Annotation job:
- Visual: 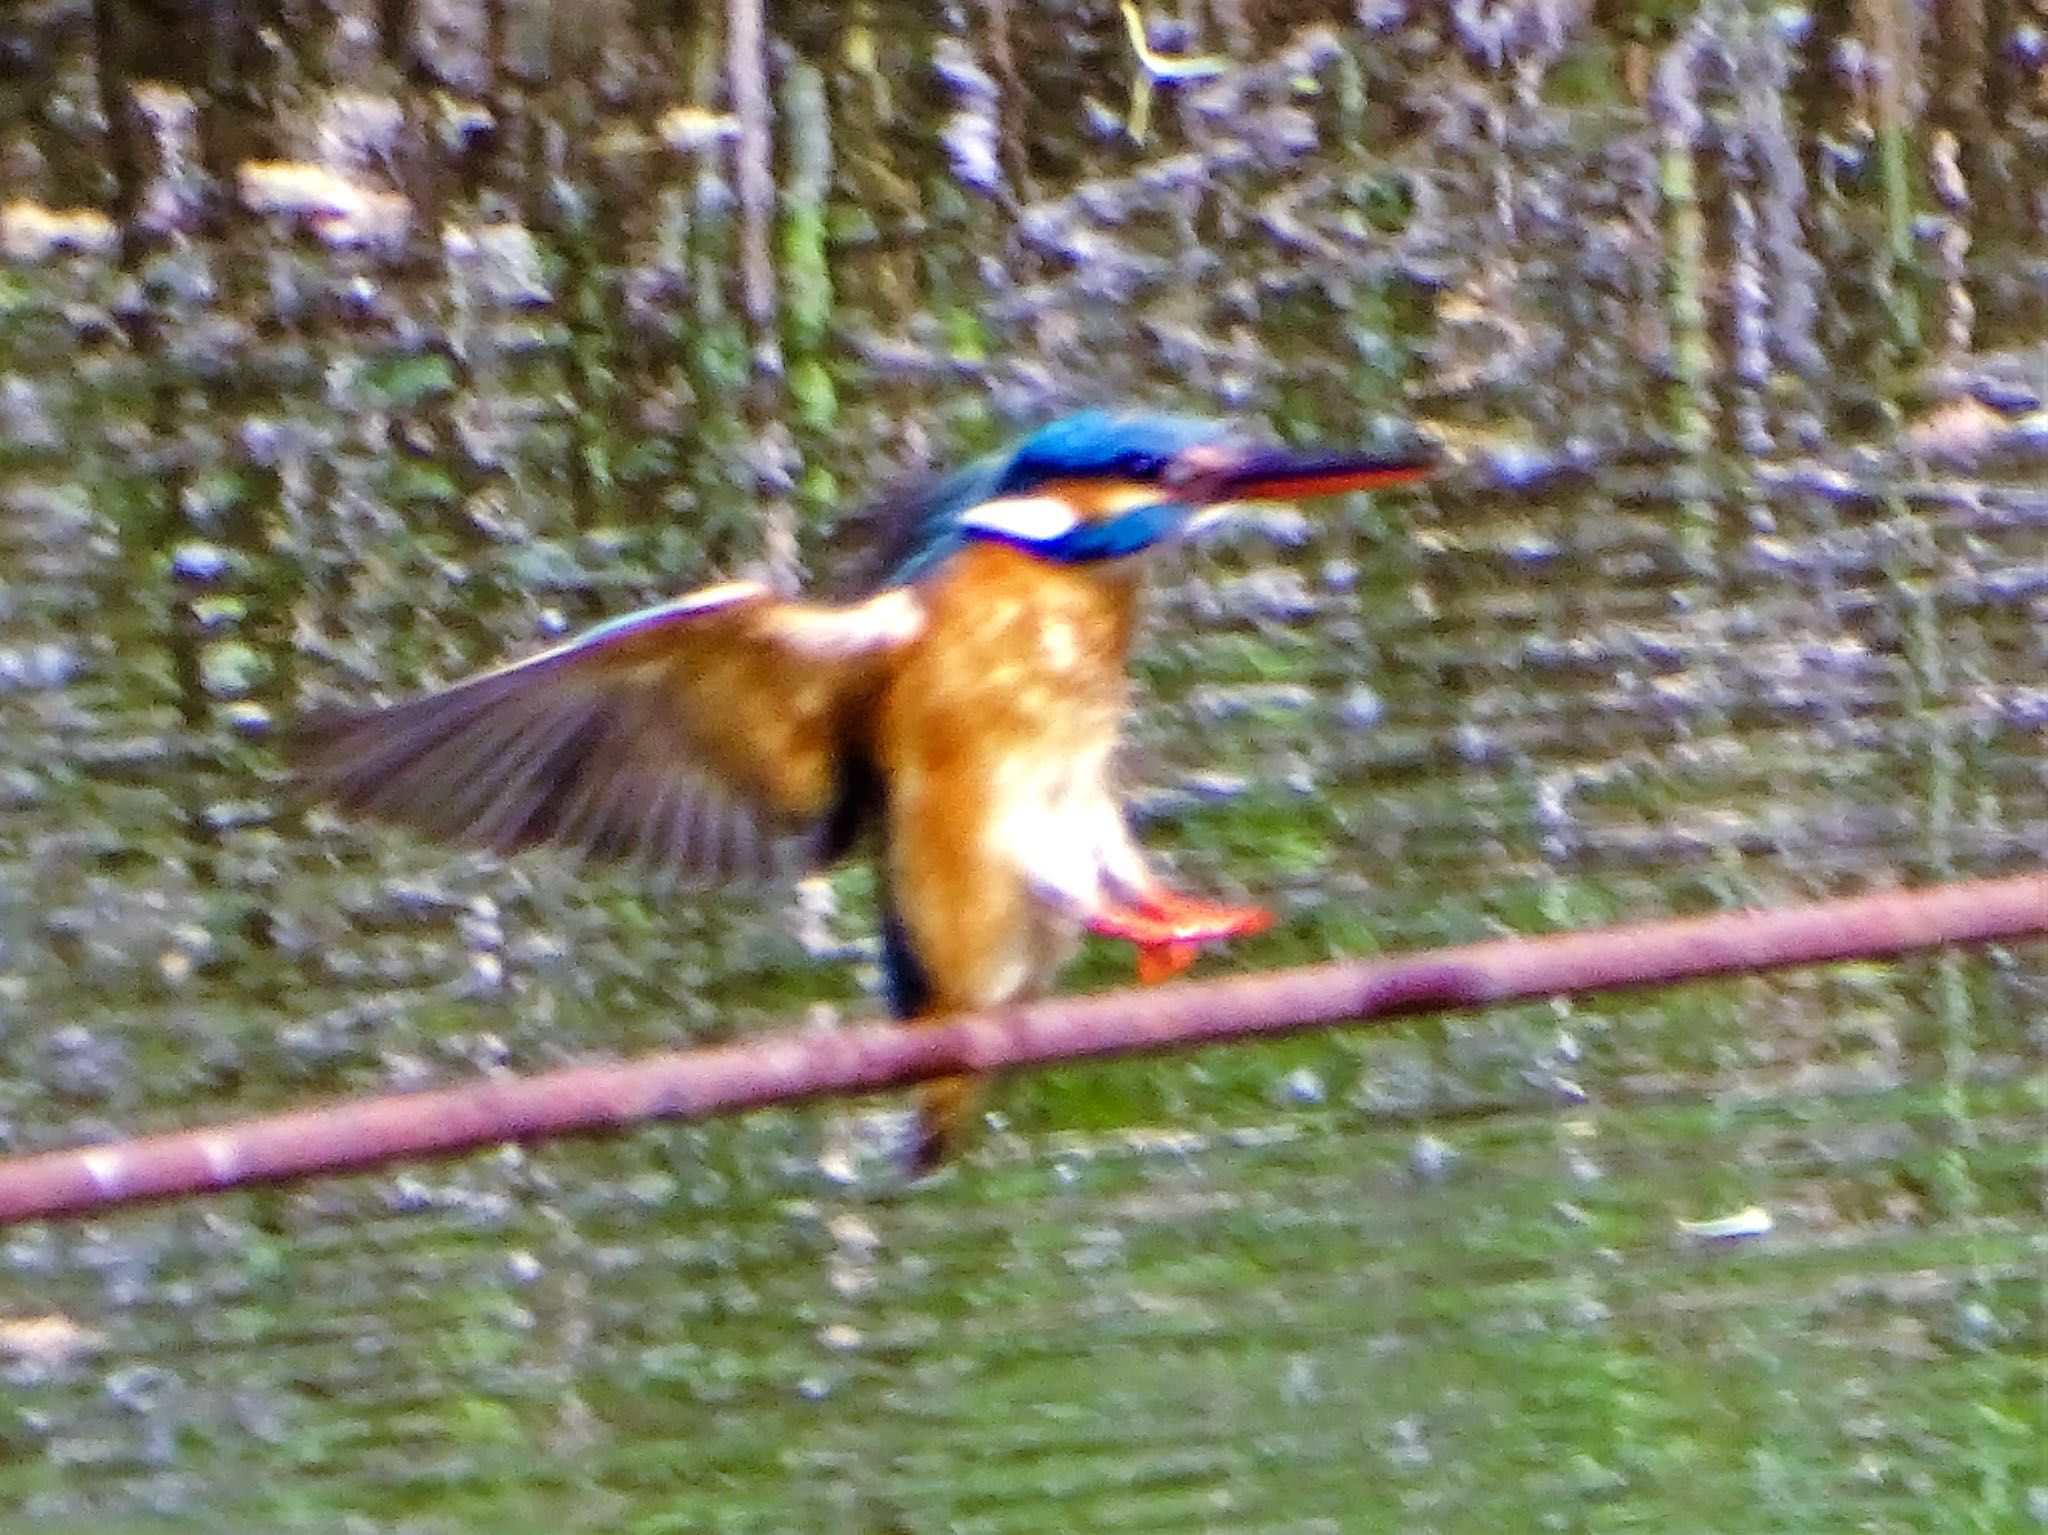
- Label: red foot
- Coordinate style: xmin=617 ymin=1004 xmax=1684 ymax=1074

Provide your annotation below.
xmin=1137 ymin=888 xmax=1274 ymax=941
xmin=1134 ymin=939 xmax=1203 ymax=986
xmin=1087 ymin=887 xmax=1272 ymax=985
xmin=1086 ymin=892 xmax=1273 ymax=947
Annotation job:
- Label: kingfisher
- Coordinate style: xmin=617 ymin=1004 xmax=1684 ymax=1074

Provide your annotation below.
xmin=296 ymin=412 xmax=1436 ymax=1169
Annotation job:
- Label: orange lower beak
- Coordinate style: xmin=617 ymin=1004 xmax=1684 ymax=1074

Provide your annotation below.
xmin=1203 ymin=442 xmax=1439 ymax=503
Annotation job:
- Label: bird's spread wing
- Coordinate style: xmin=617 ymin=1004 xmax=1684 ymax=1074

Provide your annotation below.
xmin=294 ymin=581 xmax=922 ymax=882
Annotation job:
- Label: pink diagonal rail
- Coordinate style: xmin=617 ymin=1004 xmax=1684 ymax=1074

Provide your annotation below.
xmin=1 ymin=871 xmax=2041 ymax=1224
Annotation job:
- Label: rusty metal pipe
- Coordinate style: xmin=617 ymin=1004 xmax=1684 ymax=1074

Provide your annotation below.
xmin=0 ymin=871 xmax=2040 ymax=1224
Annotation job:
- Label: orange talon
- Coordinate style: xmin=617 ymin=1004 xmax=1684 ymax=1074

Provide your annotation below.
xmin=1135 ymin=939 xmax=1202 ymax=985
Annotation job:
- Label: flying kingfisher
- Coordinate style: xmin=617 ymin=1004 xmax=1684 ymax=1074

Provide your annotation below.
xmin=296 ymin=412 xmax=1436 ymax=1169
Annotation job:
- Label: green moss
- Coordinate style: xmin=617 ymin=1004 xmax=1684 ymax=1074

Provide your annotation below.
xmin=378 ymin=459 xmax=461 ymax=507
xmin=360 ymin=352 xmax=457 ymax=411
xmin=788 ymin=355 xmax=838 ymax=431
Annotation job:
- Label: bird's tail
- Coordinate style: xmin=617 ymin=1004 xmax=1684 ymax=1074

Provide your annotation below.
xmin=910 ymin=1072 xmax=984 ymax=1176
xmin=879 ymin=898 xmax=986 ymax=1174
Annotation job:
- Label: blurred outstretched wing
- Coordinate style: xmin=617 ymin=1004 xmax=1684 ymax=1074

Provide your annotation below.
xmin=294 ymin=581 xmax=922 ymax=882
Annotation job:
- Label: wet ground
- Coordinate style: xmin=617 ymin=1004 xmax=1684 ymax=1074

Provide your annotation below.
xmin=0 ymin=2 xmax=2042 ymax=1530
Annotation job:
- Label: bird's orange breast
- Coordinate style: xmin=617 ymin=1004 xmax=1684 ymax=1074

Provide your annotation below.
xmin=882 ymin=541 xmax=1139 ymax=760
xmin=866 ymin=543 xmax=1144 ymax=1010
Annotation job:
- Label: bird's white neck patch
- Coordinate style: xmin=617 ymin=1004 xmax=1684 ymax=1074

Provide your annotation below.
xmin=956 ymin=494 xmax=1082 ymax=545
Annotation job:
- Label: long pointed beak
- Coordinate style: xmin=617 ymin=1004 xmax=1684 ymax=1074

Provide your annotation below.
xmin=1198 ymin=441 xmax=1439 ymax=504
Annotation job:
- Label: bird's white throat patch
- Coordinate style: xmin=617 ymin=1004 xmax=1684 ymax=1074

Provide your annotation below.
xmin=955 ymin=494 xmax=1082 ymax=544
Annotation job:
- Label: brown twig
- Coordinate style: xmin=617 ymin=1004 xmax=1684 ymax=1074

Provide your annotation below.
xmin=0 ymin=872 xmax=2040 ymax=1224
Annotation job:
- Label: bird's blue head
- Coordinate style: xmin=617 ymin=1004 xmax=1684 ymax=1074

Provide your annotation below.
xmin=996 ymin=412 xmax=1240 ymax=499
xmin=874 ymin=410 xmax=1436 ymax=586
